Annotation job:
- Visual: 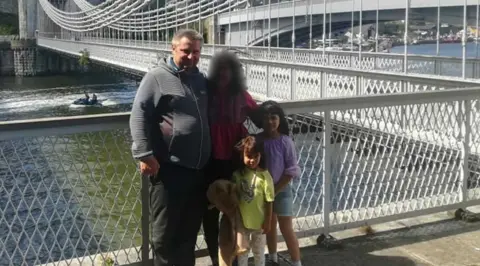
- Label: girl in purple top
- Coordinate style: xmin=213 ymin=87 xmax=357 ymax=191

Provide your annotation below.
xmin=257 ymin=101 xmax=302 ymax=266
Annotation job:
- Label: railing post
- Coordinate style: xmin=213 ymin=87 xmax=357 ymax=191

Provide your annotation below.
xmin=401 ymin=80 xmax=409 ymax=130
xmin=141 ymin=175 xmax=150 ymax=264
xmin=434 ymin=59 xmax=440 ymax=76
xmin=266 ymin=65 xmax=273 ymax=99
xmin=475 ymin=62 xmax=479 ymax=79
xmin=461 ymin=100 xmax=471 ymax=205
xmin=323 ymin=110 xmax=332 ymax=236
xmin=291 ymin=68 xmax=296 ymax=100
xmin=321 ymin=71 xmax=326 ymax=98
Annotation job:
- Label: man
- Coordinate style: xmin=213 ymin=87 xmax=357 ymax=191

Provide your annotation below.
xmin=91 ymin=93 xmax=97 ymax=104
xmin=129 ymin=29 xmax=211 ymax=266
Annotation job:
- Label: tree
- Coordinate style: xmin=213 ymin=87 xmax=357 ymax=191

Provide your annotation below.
xmin=79 ymin=49 xmax=90 ymax=66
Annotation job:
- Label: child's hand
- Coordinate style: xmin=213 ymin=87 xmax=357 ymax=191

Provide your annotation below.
xmin=262 ymin=221 xmax=271 ymax=234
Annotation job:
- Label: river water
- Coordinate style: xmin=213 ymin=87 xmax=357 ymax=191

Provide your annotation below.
xmin=0 ymin=43 xmax=468 ymax=265
xmin=0 ymin=73 xmax=137 ymax=121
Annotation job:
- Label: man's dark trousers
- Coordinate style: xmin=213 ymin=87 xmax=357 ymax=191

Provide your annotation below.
xmin=150 ymin=162 xmax=206 ymax=266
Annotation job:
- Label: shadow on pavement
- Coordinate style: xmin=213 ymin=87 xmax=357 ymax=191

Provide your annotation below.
xmin=275 ymin=217 xmax=480 ymax=266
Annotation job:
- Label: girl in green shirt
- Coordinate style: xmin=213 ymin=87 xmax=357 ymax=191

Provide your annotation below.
xmin=233 ymin=136 xmax=275 ymax=266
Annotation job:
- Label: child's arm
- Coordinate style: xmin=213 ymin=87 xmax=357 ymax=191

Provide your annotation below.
xmin=263 ymin=172 xmax=275 ymax=234
xmin=275 ymin=137 xmax=301 ymax=194
xmin=263 ymin=202 xmax=273 ymax=234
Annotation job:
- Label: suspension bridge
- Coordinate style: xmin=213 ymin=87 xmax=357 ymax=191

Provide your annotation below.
xmin=1 ymin=0 xmax=480 ymax=265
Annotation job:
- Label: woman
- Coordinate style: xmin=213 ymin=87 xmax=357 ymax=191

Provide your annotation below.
xmin=203 ymin=50 xmax=260 ymax=266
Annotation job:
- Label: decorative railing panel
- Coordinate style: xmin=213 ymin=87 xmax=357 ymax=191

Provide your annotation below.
xmin=55 ymin=36 xmax=480 ymax=79
xmin=2 ymin=88 xmax=480 ymax=265
xmin=37 ymin=38 xmax=480 ymax=103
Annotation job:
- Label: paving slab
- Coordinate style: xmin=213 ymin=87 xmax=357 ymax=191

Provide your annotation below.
xmin=196 ymin=206 xmax=480 ymax=266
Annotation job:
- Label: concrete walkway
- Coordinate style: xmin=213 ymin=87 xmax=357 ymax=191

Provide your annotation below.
xmin=197 ymin=206 xmax=480 ymax=266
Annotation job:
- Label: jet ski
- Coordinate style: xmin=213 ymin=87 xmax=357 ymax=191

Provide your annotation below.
xmin=72 ymin=98 xmax=102 ymax=106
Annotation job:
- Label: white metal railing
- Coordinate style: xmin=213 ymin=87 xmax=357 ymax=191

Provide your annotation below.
xmin=49 ymin=35 xmax=480 ymax=79
xmin=1 ymin=88 xmax=480 ymax=265
xmin=38 ymin=37 xmax=480 ymax=103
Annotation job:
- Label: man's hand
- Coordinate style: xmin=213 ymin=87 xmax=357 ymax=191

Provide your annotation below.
xmin=139 ymin=155 xmax=160 ymax=176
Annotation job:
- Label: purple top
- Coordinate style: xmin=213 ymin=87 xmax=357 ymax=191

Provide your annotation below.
xmin=263 ymin=135 xmax=301 ymax=184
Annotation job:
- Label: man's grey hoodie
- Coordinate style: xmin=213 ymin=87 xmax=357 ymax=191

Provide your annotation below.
xmin=129 ymin=57 xmax=211 ymax=170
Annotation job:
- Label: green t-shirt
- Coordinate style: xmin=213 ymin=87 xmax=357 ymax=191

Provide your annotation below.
xmin=233 ymin=168 xmax=275 ymax=230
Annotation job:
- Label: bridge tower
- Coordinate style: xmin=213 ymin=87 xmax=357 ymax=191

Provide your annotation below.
xmin=17 ymin=0 xmax=27 ymax=39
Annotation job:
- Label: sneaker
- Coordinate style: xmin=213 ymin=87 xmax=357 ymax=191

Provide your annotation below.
xmin=267 ymin=259 xmax=280 ymax=266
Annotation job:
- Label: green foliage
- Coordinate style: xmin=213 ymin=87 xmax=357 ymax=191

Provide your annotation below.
xmin=104 ymin=256 xmax=115 ymax=266
xmin=79 ymin=49 xmax=90 ymax=66
xmin=0 ymin=25 xmax=16 ymax=35
xmin=0 ymin=12 xmax=18 ymax=35
xmin=96 ymin=255 xmax=115 ymax=266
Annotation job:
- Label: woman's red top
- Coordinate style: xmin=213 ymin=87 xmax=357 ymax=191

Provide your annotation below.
xmin=209 ymin=90 xmax=258 ymax=160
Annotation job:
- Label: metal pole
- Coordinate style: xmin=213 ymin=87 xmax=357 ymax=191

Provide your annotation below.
xmin=269 ymin=0 xmax=272 ymax=51
xmin=476 ymin=0 xmax=479 ymax=59
xmin=351 ymin=0 xmax=354 ymax=52
xmin=228 ymin=0 xmax=232 ymax=47
xmin=329 ymin=0 xmax=332 ymax=47
xmin=436 ymin=0 xmax=440 ymax=55
xmin=246 ymin=2 xmax=250 ymax=51
xmin=323 ymin=0 xmax=326 ymax=62
xmin=141 ymin=176 xmax=150 ymax=263
xmin=277 ymin=1 xmax=280 ymax=48
xmin=309 ymin=0 xmax=313 ymax=49
xmin=375 ymin=0 xmax=379 ymax=52
xmin=292 ymin=0 xmax=296 ymax=53
xmin=462 ymin=0 xmax=467 ymax=79
xmin=404 ymin=0 xmax=409 ymax=74
xmin=359 ymin=0 xmax=362 ymax=61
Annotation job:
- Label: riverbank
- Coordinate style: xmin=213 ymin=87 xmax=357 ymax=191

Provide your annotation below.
xmin=391 ymin=38 xmax=478 ymax=49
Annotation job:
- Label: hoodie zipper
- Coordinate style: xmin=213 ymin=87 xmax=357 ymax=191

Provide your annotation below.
xmin=180 ymin=73 xmax=204 ymax=169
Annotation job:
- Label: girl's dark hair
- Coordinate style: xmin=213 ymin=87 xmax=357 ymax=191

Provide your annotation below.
xmin=208 ymin=49 xmax=246 ymax=96
xmin=235 ymin=136 xmax=267 ymax=170
xmin=257 ymin=100 xmax=290 ymax=136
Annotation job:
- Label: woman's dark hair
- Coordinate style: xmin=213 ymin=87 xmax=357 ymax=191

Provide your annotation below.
xmin=235 ymin=135 xmax=267 ymax=170
xmin=257 ymin=100 xmax=290 ymax=136
xmin=208 ymin=49 xmax=246 ymax=96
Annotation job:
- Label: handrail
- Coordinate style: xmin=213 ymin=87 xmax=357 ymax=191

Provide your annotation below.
xmin=37 ymin=37 xmax=480 ymax=87
xmin=76 ymin=36 xmax=480 ymax=62
xmin=2 ymin=86 xmax=480 ymax=140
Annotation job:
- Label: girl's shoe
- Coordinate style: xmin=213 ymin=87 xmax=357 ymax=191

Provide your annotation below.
xmin=267 ymin=259 xmax=280 ymax=266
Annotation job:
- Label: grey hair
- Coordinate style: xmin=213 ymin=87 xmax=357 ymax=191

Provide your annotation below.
xmin=171 ymin=29 xmax=204 ymax=46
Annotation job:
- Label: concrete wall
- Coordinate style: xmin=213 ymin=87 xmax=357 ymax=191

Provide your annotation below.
xmin=26 ymin=0 xmax=37 ymax=38
xmin=0 ymin=49 xmax=14 ymax=75
xmin=17 ymin=0 xmax=27 ymax=39
xmin=0 ymin=40 xmax=82 ymax=76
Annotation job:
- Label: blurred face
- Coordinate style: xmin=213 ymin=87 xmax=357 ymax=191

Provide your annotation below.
xmin=172 ymin=36 xmax=201 ymax=70
xmin=243 ymin=150 xmax=260 ymax=169
xmin=218 ymin=66 xmax=232 ymax=88
xmin=262 ymin=113 xmax=280 ymax=135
